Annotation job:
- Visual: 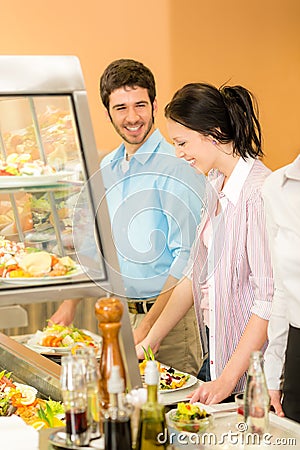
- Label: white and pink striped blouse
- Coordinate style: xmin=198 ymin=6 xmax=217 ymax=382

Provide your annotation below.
xmin=185 ymin=157 xmax=274 ymax=393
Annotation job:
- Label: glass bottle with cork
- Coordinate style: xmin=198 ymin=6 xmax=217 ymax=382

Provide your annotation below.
xmin=74 ymin=346 xmax=101 ymax=440
xmin=136 ymin=360 xmax=167 ymax=450
xmin=60 ymin=355 xmax=90 ymax=446
xmin=244 ymin=350 xmax=270 ymax=435
xmin=104 ymin=365 xmax=132 ymax=450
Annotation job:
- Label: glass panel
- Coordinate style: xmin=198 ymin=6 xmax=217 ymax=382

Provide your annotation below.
xmin=0 ymin=95 xmax=105 ymax=289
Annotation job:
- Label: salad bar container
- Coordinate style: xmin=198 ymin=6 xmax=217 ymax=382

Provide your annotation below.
xmin=0 ymin=332 xmax=61 ymax=401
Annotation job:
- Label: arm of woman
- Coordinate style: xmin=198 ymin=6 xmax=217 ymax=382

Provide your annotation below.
xmin=135 ymin=276 xmax=194 ymax=359
xmin=189 ymin=314 xmax=268 ymax=404
xmin=133 ymin=275 xmax=178 ymax=345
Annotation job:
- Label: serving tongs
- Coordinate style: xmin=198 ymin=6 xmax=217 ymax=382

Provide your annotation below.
xmin=6 ymin=404 xmax=17 ymax=416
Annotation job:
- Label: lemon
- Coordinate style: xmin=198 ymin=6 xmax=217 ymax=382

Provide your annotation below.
xmin=31 ymin=420 xmax=47 ymax=430
xmin=52 ymin=417 xmax=66 ymax=427
xmin=20 ymin=389 xmax=37 ymax=406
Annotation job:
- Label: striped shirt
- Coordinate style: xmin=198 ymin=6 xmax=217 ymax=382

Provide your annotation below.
xmin=184 ymin=157 xmax=274 ymax=393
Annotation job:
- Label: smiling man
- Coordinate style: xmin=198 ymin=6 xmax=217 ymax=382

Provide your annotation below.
xmin=52 ymin=59 xmax=205 ymax=375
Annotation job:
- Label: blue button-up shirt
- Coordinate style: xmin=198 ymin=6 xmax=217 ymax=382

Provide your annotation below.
xmin=101 ymin=129 xmax=205 ymax=299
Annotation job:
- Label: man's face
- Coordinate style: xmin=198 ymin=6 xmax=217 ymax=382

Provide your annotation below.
xmin=108 ymin=86 xmax=157 ymax=151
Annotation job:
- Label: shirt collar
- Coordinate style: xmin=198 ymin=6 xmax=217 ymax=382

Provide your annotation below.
xmin=220 ymin=157 xmax=255 ymax=206
xmin=109 ymin=129 xmax=163 ymax=168
xmin=282 ymin=154 xmax=300 ymax=184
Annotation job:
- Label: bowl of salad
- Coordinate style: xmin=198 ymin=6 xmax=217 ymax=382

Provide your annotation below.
xmin=167 ymin=402 xmax=213 ymax=434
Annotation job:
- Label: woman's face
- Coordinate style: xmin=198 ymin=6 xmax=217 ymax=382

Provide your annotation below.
xmin=166 ymin=118 xmax=218 ymax=174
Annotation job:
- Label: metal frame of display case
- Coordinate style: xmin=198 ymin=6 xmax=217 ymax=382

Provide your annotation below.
xmin=0 ymin=55 xmax=141 ymax=389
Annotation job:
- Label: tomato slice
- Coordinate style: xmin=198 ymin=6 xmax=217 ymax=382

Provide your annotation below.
xmin=0 ymin=169 xmax=14 ymax=176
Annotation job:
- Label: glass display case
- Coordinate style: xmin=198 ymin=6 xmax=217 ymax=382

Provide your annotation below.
xmin=0 ymin=56 xmax=116 ymax=302
xmin=0 ymin=56 xmax=141 ymax=389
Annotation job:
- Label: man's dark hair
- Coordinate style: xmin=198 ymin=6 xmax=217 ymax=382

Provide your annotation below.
xmin=100 ymin=59 xmax=156 ymax=110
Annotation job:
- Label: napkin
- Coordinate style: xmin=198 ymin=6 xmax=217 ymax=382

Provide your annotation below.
xmin=0 ymin=415 xmax=39 ymax=450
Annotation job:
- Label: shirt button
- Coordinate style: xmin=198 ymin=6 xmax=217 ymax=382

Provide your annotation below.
xmin=219 ymin=191 xmax=225 ymax=198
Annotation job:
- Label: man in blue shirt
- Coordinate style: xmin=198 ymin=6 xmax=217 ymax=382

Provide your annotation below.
xmin=51 ymin=59 xmax=205 ymax=375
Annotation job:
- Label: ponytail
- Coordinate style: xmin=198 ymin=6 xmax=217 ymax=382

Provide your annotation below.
xmin=219 ymin=86 xmax=263 ymax=159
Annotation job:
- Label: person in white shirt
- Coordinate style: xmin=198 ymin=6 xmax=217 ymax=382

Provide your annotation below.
xmin=263 ymin=154 xmax=300 ymax=423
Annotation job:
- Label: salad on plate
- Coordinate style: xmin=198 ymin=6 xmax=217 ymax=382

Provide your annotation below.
xmin=139 ymin=346 xmax=191 ymax=391
xmin=0 ymin=237 xmax=78 ymax=279
xmin=0 ymin=370 xmax=64 ymax=430
xmin=27 ymin=323 xmax=100 ymax=352
xmin=0 ymin=153 xmax=56 ymax=177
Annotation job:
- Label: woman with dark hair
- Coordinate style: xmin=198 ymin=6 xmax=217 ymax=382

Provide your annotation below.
xmin=136 ymin=82 xmax=274 ymax=404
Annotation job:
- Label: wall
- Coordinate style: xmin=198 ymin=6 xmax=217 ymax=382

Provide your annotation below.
xmin=1 ymin=1 xmax=299 ymax=169
xmin=169 ymin=0 xmax=300 ymax=170
xmin=0 ymin=0 xmax=172 ymax=155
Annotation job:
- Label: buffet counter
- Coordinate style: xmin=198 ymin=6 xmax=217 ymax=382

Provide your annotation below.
xmin=1 ymin=332 xmax=299 ymax=450
xmin=167 ymin=403 xmax=300 ymax=449
xmin=0 ymin=332 xmax=61 ymax=449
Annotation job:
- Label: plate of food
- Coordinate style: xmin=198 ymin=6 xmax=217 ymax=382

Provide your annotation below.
xmin=2 ymin=264 xmax=84 ymax=284
xmin=26 ymin=324 xmax=101 ymax=354
xmin=0 ymin=370 xmax=65 ymax=429
xmin=0 ymin=153 xmax=73 ymax=188
xmin=0 ymin=241 xmax=84 ymax=282
xmin=139 ymin=346 xmax=198 ymax=393
xmin=159 ymin=365 xmax=198 ymax=393
xmin=0 ymin=171 xmax=74 ymax=188
xmin=166 ymin=402 xmax=214 ymax=434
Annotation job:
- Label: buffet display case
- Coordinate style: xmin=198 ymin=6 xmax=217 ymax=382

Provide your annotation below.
xmin=0 ymin=332 xmax=61 ymax=401
xmin=0 ymin=56 xmax=117 ymax=302
xmin=0 ymin=56 xmax=141 ymax=390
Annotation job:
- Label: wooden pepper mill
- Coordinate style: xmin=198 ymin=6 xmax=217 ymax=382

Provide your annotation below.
xmin=95 ymin=296 xmax=126 ymax=408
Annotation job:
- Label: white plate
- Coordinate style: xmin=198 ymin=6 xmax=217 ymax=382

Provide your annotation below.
xmin=2 ymin=265 xmax=84 ymax=284
xmin=26 ymin=329 xmax=101 ymax=354
xmin=0 ymin=171 xmax=73 ymax=188
xmin=159 ymin=365 xmax=198 ymax=393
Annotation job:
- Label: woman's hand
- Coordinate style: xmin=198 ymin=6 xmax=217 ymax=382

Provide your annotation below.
xmin=188 ymin=378 xmax=235 ymax=405
xmin=269 ymin=390 xmax=284 ymax=417
xmin=135 ymin=336 xmax=161 ymax=360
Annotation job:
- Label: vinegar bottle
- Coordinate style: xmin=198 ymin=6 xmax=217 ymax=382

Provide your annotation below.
xmin=136 ymin=361 xmax=167 ymax=450
xmin=95 ymin=296 xmax=126 ymax=409
xmin=60 ymin=355 xmax=90 ymax=447
xmin=244 ymin=350 xmax=270 ymax=435
xmin=74 ymin=347 xmax=101 ymax=440
xmin=104 ymin=365 xmax=132 ymax=450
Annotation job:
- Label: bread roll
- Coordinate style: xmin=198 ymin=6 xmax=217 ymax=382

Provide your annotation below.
xmin=19 ymin=251 xmax=52 ymax=276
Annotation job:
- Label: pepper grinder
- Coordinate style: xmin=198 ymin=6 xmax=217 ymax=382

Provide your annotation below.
xmin=95 ymin=296 xmax=126 ymax=409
